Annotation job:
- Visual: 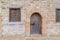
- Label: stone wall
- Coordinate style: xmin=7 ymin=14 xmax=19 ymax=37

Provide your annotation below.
xmin=0 ymin=0 xmax=60 ymax=40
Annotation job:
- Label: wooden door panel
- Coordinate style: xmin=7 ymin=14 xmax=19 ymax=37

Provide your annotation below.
xmin=30 ymin=13 xmax=42 ymax=34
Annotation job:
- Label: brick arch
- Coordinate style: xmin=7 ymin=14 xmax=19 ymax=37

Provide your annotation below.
xmin=30 ymin=12 xmax=42 ymax=19
xmin=29 ymin=9 xmax=44 ymax=19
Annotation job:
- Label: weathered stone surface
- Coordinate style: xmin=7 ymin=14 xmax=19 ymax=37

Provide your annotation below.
xmin=0 ymin=0 xmax=60 ymax=40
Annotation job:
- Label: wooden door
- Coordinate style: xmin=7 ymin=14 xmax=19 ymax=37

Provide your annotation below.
xmin=30 ymin=13 xmax=42 ymax=34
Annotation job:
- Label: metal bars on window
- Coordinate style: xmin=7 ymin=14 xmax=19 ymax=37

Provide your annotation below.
xmin=9 ymin=8 xmax=21 ymax=22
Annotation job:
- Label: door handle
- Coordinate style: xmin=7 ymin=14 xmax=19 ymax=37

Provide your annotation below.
xmin=30 ymin=23 xmax=35 ymax=25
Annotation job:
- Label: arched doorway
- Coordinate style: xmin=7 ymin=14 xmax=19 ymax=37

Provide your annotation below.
xmin=30 ymin=12 xmax=42 ymax=34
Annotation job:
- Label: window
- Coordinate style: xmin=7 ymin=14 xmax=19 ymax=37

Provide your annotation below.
xmin=56 ymin=9 xmax=60 ymax=22
xmin=9 ymin=8 xmax=21 ymax=22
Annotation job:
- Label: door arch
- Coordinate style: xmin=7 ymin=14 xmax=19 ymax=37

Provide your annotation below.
xmin=30 ymin=12 xmax=42 ymax=34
